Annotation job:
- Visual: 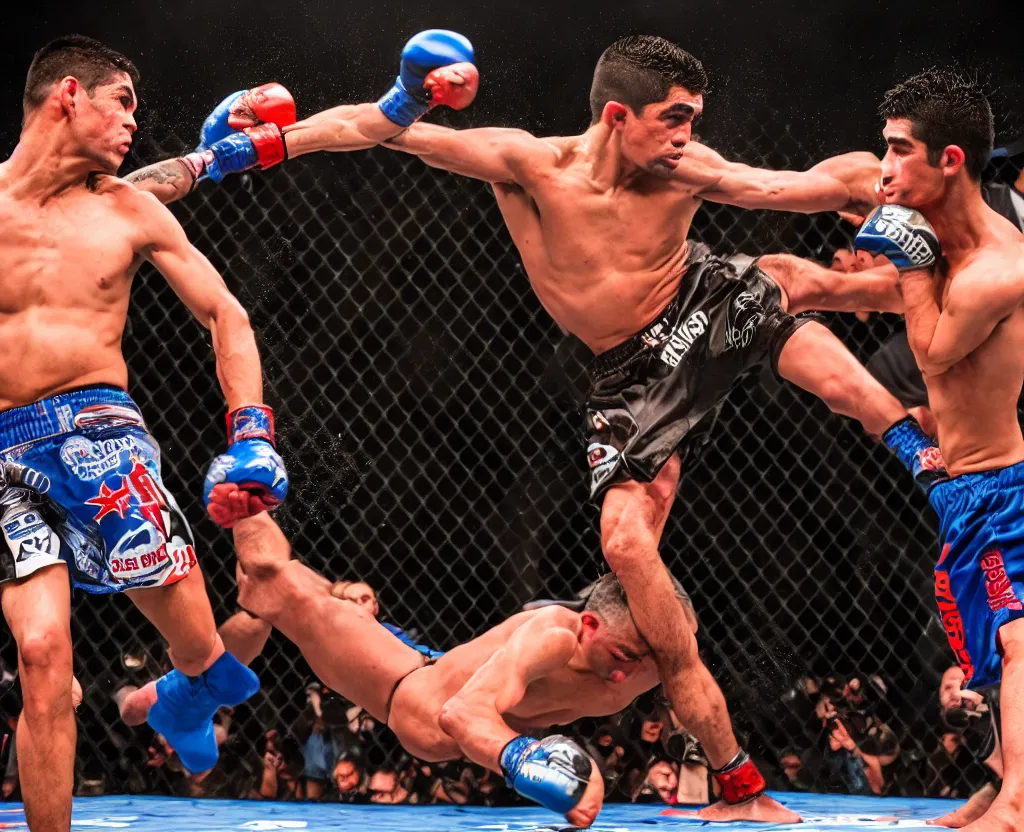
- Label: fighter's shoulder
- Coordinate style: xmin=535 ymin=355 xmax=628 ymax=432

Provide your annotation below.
xmin=106 ymin=176 xmax=183 ymax=242
xmin=520 ymin=603 xmax=582 ymax=636
xmin=954 ymin=242 xmax=1024 ymax=303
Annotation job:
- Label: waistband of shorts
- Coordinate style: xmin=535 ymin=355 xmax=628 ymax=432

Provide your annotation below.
xmin=588 ymin=243 xmax=714 ymax=381
xmin=0 ymin=385 xmax=141 ymax=452
xmin=930 ymin=458 xmax=1024 ymax=505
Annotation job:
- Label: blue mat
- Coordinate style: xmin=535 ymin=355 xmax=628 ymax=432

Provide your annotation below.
xmin=0 ymin=792 xmax=964 ymax=830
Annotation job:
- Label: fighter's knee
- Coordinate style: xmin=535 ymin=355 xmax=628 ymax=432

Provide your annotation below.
xmin=18 ymin=626 xmax=72 ymax=677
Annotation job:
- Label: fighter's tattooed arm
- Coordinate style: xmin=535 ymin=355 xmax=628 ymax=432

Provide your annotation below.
xmin=124 ymin=157 xmax=200 ymax=205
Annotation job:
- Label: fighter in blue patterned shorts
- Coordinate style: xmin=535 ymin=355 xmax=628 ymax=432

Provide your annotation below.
xmin=0 ymin=37 xmax=288 ymax=830
xmin=855 ymin=70 xmax=1024 ymax=830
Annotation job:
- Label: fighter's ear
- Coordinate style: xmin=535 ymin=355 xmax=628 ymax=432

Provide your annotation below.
xmin=602 ymin=100 xmax=628 ymax=129
xmin=580 ymin=611 xmax=601 ymax=634
xmin=940 ymin=144 xmax=966 ymax=178
xmin=59 ymin=76 xmax=80 ymax=117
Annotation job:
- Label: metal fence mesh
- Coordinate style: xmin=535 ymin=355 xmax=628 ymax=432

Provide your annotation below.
xmin=3 ymin=120 xmax=1021 ymax=803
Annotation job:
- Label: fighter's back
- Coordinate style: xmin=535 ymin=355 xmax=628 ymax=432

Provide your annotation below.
xmin=0 ymin=168 xmax=142 ymax=410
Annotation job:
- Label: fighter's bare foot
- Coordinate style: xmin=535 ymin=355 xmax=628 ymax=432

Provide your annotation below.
xmin=116 ymin=681 xmax=158 ymax=726
xmin=696 ymin=794 xmax=802 ymax=824
xmin=956 ymin=803 xmax=1019 ymax=832
xmin=928 ymin=784 xmax=998 ymax=828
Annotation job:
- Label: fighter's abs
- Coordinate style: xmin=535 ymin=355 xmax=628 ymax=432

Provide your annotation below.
xmin=496 ymin=172 xmax=700 ymax=352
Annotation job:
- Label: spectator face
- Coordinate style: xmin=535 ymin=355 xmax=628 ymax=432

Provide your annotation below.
xmin=333 ymin=759 xmax=361 ymax=793
xmin=939 ymin=666 xmax=984 ymax=714
xmin=343 ymin=583 xmax=380 ymax=618
xmin=780 ymin=752 xmax=802 ymax=783
xmin=647 ymin=760 xmax=678 ymax=802
xmin=369 ymin=770 xmax=402 ymax=803
xmin=640 ymin=717 xmax=664 ymax=743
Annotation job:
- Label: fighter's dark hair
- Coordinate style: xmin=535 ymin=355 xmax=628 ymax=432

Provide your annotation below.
xmin=590 ymin=35 xmax=707 ymax=124
xmin=880 ymin=69 xmax=994 ymax=181
xmin=23 ymin=35 xmax=139 ymax=115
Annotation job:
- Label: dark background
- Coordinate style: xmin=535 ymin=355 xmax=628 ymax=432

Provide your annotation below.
xmin=3 ymin=0 xmax=1022 ymax=157
xmin=1 ymin=0 xmax=1021 ymax=797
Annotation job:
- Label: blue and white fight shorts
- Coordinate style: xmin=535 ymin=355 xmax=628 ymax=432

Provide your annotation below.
xmin=0 ymin=386 xmax=196 ymax=593
xmin=885 ymin=418 xmax=1024 ymax=688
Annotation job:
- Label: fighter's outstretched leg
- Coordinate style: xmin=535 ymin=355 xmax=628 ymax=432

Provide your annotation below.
xmin=600 ymin=456 xmax=800 ymax=824
xmin=776 ymin=320 xmax=906 ymax=437
xmin=233 ymin=514 xmax=425 ymax=723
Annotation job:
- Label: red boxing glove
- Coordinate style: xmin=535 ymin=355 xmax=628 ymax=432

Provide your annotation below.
xmin=423 ymin=62 xmax=479 ymax=112
xmin=227 ymin=82 xmax=297 ymax=132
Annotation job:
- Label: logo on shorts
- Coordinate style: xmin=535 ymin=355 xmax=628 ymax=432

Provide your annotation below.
xmin=587 ymin=442 xmax=619 ymax=476
xmin=935 ymin=569 xmax=975 ymax=682
xmin=73 ymin=404 xmax=145 ymax=430
xmin=660 ymin=311 xmax=709 ymax=367
xmin=724 ymin=291 xmax=763 ymax=352
xmin=2 ymin=505 xmax=60 ymax=563
xmin=979 ymin=550 xmax=1024 ymax=613
xmin=60 ymin=435 xmax=150 ymax=482
xmin=85 ymin=461 xmax=168 ymax=533
xmin=590 ymin=411 xmax=611 ymax=433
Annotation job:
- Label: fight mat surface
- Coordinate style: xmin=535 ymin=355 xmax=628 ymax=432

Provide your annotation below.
xmin=0 ymin=792 xmax=965 ymax=830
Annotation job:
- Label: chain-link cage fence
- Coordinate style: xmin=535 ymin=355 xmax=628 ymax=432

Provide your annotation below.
xmin=1 ymin=117 xmax=1021 ymax=803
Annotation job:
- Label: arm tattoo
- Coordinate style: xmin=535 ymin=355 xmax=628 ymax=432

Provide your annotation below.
xmin=124 ymin=158 xmax=197 ymax=204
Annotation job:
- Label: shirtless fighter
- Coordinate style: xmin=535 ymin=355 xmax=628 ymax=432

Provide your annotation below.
xmin=123 ymin=511 xmax=699 ymax=828
xmin=0 ymin=35 xmax=289 ymax=830
xmin=852 ymin=70 xmax=1024 ymax=832
xmin=229 ymin=34 xmax=912 ymax=823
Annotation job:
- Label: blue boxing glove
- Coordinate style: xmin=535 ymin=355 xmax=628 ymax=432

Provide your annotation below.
xmin=203 ymin=406 xmax=288 ymax=528
xmin=855 ymin=204 xmax=941 ymax=271
xmin=378 ymin=29 xmax=476 ymax=127
xmin=500 ymin=735 xmax=592 ymax=815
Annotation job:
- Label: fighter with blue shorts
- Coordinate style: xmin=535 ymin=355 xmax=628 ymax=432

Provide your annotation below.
xmin=854 ymin=70 xmax=1024 ymax=831
xmin=0 ymin=36 xmax=289 ymax=830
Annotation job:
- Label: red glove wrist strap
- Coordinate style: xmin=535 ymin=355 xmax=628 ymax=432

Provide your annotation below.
xmin=225 ymin=405 xmax=276 ymax=448
xmin=711 ymin=750 xmax=766 ymax=805
xmin=245 ymin=123 xmax=287 ymax=170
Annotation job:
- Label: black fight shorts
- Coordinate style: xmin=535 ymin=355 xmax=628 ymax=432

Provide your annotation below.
xmin=585 ymin=242 xmax=812 ymax=500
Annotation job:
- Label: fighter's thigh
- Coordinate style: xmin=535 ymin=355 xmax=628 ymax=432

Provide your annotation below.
xmin=600 ymin=453 xmax=682 ymax=555
xmin=52 ymin=428 xmax=197 ymax=589
xmin=267 ymin=562 xmax=425 ymax=722
xmin=126 ymin=563 xmax=217 ymax=643
xmin=0 ymin=563 xmax=73 ymax=675
xmin=776 ymin=321 xmax=886 ymax=402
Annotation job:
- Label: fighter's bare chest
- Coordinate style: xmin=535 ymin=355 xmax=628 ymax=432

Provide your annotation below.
xmin=514 ymin=672 xmax=627 ymax=720
xmin=0 ymin=196 xmax=139 ymax=299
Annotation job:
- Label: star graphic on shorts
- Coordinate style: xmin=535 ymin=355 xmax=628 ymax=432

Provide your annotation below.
xmin=85 ymin=480 xmax=133 ymax=523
